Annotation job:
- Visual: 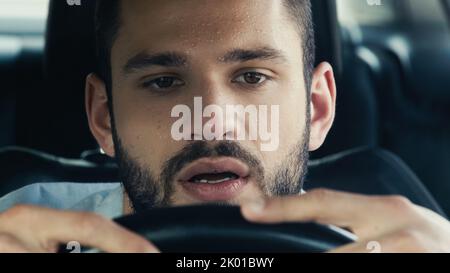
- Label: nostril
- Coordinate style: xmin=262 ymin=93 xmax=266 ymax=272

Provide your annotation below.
xmin=191 ymin=132 xmax=203 ymax=141
xmin=223 ymin=130 xmax=234 ymax=140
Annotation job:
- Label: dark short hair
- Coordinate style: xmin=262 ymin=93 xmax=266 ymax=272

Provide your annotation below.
xmin=95 ymin=0 xmax=315 ymax=104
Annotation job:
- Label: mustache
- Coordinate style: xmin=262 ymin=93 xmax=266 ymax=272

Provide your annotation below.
xmin=160 ymin=141 xmax=264 ymax=184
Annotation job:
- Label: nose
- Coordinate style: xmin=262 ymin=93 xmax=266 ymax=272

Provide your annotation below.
xmin=190 ymin=82 xmax=241 ymax=141
xmin=190 ymin=99 xmax=238 ymax=141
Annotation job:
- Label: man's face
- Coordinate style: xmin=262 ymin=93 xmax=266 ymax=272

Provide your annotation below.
xmin=88 ymin=0 xmax=333 ymax=212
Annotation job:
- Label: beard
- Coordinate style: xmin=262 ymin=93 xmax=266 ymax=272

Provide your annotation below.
xmin=112 ymin=122 xmax=310 ymax=214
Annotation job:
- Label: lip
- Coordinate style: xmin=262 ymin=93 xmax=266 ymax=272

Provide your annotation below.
xmin=177 ymin=157 xmax=250 ymax=202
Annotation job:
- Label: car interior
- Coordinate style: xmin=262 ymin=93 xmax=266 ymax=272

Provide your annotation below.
xmin=0 ymin=0 xmax=449 ymax=252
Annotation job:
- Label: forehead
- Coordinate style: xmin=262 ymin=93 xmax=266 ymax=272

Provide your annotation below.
xmin=113 ymin=0 xmax=301 ymax=63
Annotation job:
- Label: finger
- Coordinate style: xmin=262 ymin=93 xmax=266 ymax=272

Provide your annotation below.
xmin=328 ymin=239 xmax=383 ymax=253
xmin=241 ymin=189 xmax=418 ymax=239
xmin=0 ymin=205 xmax=159 ymax=253
xmin=328 ymin=230 xmax=427 ymax=253
xmin=46 ymin=212 xmax=160 ymax=253
xmin=241 ymin=189 xmax=372 ymax=228
xmin=0 ymin=233 xmax=31 ymax=253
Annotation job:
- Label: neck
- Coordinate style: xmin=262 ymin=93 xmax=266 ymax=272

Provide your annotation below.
xmin=123 ymin=189 xmax=134 ymax=215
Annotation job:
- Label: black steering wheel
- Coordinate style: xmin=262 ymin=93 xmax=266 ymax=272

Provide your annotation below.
xmin=114 ymin=205 xmax=355 ymax=253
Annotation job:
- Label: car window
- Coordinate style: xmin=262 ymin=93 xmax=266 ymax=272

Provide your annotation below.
xmin=337 ymin=0 xmax=398 ymax=27
xmin=337 ymin=0 xmax=449 ymax=30
xmin=0 ymin=0 xmax=49 ymax=34
xmin=407 ymin=0 xmax=448 ymax=26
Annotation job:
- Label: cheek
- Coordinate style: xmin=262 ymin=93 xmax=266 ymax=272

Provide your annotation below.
xmin=112 ymin=88 xmax=182 ymax=169
xmin=278 ymin=78 xmax=308 ymax=139
xmin=281 ymin=89 xmax=308 ymax=140
xmin=258 ymin=80 xmax=307 ymax=164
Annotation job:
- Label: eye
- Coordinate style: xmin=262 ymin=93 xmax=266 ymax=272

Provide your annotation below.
xmin=233 ymin=72 xmax=268 ymax=85
xmin=143 ymin=76 xmax=184 ymax=90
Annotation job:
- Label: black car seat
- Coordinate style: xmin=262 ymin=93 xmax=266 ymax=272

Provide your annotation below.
xmin=311 ymin=1 xmax=379 ymax=158
xmin=341 ymin=5 xmax=450 ymax=216
xmin=16 ymin=0 xmax=98 ymax=158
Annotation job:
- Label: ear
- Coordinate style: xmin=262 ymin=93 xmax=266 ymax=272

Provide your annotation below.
xmin=308 ymin=62 xmax=337 ymax=152
xmin=85 ymin=73 xmax=115 ymax=157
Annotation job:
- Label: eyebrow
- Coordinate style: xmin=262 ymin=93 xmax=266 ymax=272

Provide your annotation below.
xmin=123 ymin=47 xmax=287 ymax=75
xmin=123 ymin=52 xmax=187 ymax=74
xmin=220 ymin=47 xmax=288 ymax=63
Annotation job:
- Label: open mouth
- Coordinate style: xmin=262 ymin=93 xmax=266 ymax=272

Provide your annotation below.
xmin=177 ymin=158 xmax=251 ymax=201
xmin=188 ymin=171 xmax=240 ymax=184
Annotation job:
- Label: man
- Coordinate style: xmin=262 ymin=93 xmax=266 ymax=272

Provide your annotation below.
xmin=0 ymin=0 xmax=449 ymax=253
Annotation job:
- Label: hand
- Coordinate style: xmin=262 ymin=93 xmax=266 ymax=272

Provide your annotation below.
xmin=0 ymin=205 xmax=159 ymax=253
xmin=241 ymin=189 xmax=450 ymax=253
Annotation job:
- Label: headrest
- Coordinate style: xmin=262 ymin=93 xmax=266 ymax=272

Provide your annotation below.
xmin=311 ymin=0 xmax=342 ymax=73
xmin=41 ymin=0 xmax=97 ymax=157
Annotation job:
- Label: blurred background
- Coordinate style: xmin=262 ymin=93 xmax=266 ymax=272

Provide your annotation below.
xmin=0 ymin=0 xmax=449 ymax=213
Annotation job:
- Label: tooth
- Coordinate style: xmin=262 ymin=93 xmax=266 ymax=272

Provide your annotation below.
xmin=193 ymin=179 xmax=206 ymax=183
xmin=207 ymin=177 xmax=233 ymax=184
xmin=193 ymin=176 xmax=237 ymax=184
